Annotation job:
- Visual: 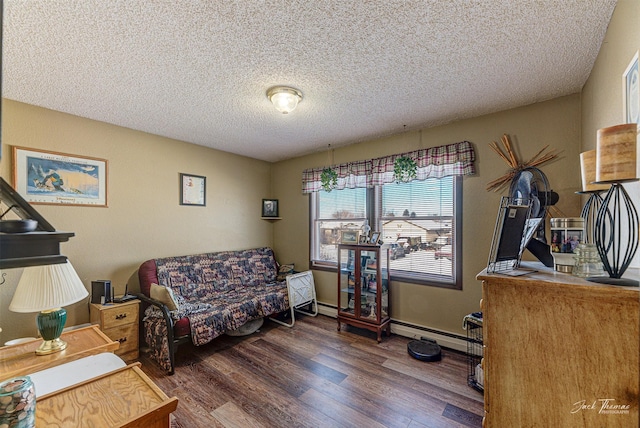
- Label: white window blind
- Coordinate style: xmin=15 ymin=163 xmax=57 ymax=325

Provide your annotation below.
xmin=310 ymin=176 xmax=461 ymax=288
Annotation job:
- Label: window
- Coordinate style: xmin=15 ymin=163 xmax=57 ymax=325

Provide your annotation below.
xmin=305 ymin=141 xmax=474 ymax=289
xmin=310 ymin=176 xmax=462 ymax=289
xmin=311 ymin=187 xmax=367 ymax=266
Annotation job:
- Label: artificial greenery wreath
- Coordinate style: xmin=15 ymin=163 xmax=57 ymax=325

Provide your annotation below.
xmin=320 ymin=168 xmax=338 ymax=192
xmin=394 ymin=156 xmax=418 ymax=183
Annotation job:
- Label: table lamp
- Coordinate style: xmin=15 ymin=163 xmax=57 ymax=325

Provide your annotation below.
xmin=9 ymin=261 xmax=88 ymax=355
xmin=588 ymin=123 xmax=639 ymax=287
xmin=578 ymin=150 xmax=609 ymax=244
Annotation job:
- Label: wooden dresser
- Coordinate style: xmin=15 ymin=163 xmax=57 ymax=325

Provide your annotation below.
xmin=477 ymin=263 xmax=639 ymax=428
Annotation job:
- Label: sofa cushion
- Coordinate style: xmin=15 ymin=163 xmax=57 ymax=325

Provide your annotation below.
xmin=150 ymin=283 xmax=180 ymax=311
xmin=154 ymin=254 xmax=242 ymax=300
xmin=229 ymin=248 xmax=278 ymax=286
xmin=276 ymin=263 xmax=295 ymax=281
xmin=174 ymin=317 xmax=191 ymax=337
xmin=251 ymin=284 xmax=290 ymax=315
xmin=186 ymin=291 xmax=263 ymax=346
xmin=201 ymin=257 xmax=237 ymax=293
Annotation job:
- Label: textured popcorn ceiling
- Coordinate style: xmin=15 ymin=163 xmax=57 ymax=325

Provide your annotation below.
xmin=3 ymin=1 xmax=617 ymax=162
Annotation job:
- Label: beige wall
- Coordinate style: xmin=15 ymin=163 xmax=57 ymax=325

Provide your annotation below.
xmin=2 ymin=1 xmax=633 ymax=343
xmin=1 ymin=96 xmax=582 ymax=343
xmin=272 ymin=94 xmax=582 ymax=336
xmin=0 ymin=100 xmax=275 ymax=343
xmin=582 ymin=0 xmax=639 ymax=137
xmin=581 ymin=0 xmax=640 ymax=269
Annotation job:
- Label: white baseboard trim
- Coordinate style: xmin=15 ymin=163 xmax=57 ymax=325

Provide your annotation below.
xmin=390 ymin=322 xmax=467 ymax=353
xmin=317 ymin=304 xmax=337 ymax=318
xmin=315 ymin=304 xmax=467 ymax=353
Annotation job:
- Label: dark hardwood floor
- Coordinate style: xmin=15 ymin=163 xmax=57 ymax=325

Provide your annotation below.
xmin=139 ymin=314 xmax=484 ymax=428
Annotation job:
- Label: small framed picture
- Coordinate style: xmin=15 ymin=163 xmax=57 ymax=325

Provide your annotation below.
xmin=359 ymin=234 xmax=369 ymax=244
xmin=180 ymin=173 xmax=206 ymax=206
xmin=370 ymin=231 xmax=381 ymax=245
xmin=262 ymin=199 xmax=279 ymax=217
xmin=340 ymin=230 xmax=360 ymax=244
xmin=623 ymin=51 xmax=639 ymax=124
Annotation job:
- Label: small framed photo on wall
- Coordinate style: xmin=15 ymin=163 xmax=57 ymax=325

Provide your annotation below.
xmin=262 ymin=199 xmax=279 ymax=217
xmin=623 ymin=51 xmax=639 ymax=124
xmin=180 ymin=173 xmax=206 ymax=206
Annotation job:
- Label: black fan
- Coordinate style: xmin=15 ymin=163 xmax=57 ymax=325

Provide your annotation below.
xmin=508 ymin=167 xmax=559 ymax=267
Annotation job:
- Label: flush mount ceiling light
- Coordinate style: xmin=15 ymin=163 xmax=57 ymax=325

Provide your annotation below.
xmin=267 ymin=86 xmax=302 ymax=114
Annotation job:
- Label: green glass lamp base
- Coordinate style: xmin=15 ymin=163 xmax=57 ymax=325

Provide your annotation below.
xmin=35 ymin=308 xmax=67 ymax=356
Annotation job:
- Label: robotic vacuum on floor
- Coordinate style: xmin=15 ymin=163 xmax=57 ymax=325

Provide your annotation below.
xmin=407 ymin=337 xmax=442 ymax=362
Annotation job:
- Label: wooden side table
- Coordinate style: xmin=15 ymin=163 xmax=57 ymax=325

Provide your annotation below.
xmin=90 ymin=299 xmax=140 ymax=361
xmin=0 ymin=325 xmax=118 ymax=381
xmin=36 ymin=362 xmax=178 ymax=428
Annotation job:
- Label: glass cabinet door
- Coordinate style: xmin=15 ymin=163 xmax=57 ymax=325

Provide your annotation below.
xmin=360 ymin=249 xmax=378 ymax=321
xmin=360 ymin=248 xmax=389 ymax=322
xmin=339 ymin=247 xmax=356 ymax=316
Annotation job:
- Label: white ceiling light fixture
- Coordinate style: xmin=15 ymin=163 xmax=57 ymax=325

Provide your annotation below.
xmin=267 ymin=86 xmax=303 ymax=114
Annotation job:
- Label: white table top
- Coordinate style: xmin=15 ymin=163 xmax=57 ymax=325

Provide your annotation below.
xmin=28 ymin=352 xmax=126 ymax=397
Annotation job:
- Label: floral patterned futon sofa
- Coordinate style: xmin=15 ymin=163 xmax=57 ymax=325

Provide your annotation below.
xmin=137 ymin=247 xmax=289 ymax=374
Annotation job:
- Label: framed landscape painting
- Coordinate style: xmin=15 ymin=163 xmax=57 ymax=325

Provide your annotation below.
xmin=13 ymin=147 xmax=108 ymax=206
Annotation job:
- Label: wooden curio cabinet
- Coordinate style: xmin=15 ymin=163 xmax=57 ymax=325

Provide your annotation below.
xmin=337 ymin=244 xmax=391 ymax=342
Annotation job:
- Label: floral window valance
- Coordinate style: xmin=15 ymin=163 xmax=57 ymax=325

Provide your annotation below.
xmin=302 ymin=141 xmax=476 ymax=193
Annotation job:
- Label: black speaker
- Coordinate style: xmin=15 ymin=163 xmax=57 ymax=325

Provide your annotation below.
xmin=91 ymin=280 xmax=112 ymax=304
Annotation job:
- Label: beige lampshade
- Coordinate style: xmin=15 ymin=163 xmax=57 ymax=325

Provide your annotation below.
xmin=9 ymin=261 xmax=88 ymax=313
xmin=595 ymin=123 xmax=638 ymax=182
xmin=580 ymin=150 xmax=609 ymax=192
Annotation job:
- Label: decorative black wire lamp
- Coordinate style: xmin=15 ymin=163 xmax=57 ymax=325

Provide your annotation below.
xmin=578 ymin=150 xmax=609 ymax=244
xmin=587 ymin=124 xmax=639 ymax=287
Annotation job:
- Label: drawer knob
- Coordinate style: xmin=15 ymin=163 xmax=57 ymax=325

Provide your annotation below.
xmin=118 ymin=337 xmax=127 ymax=343
xmin=115 ymin=313 xmax=127 ymax=320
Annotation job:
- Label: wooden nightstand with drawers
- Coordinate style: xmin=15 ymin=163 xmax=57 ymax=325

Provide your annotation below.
xmin=90 ymin=299 xmax=140 ymax=361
